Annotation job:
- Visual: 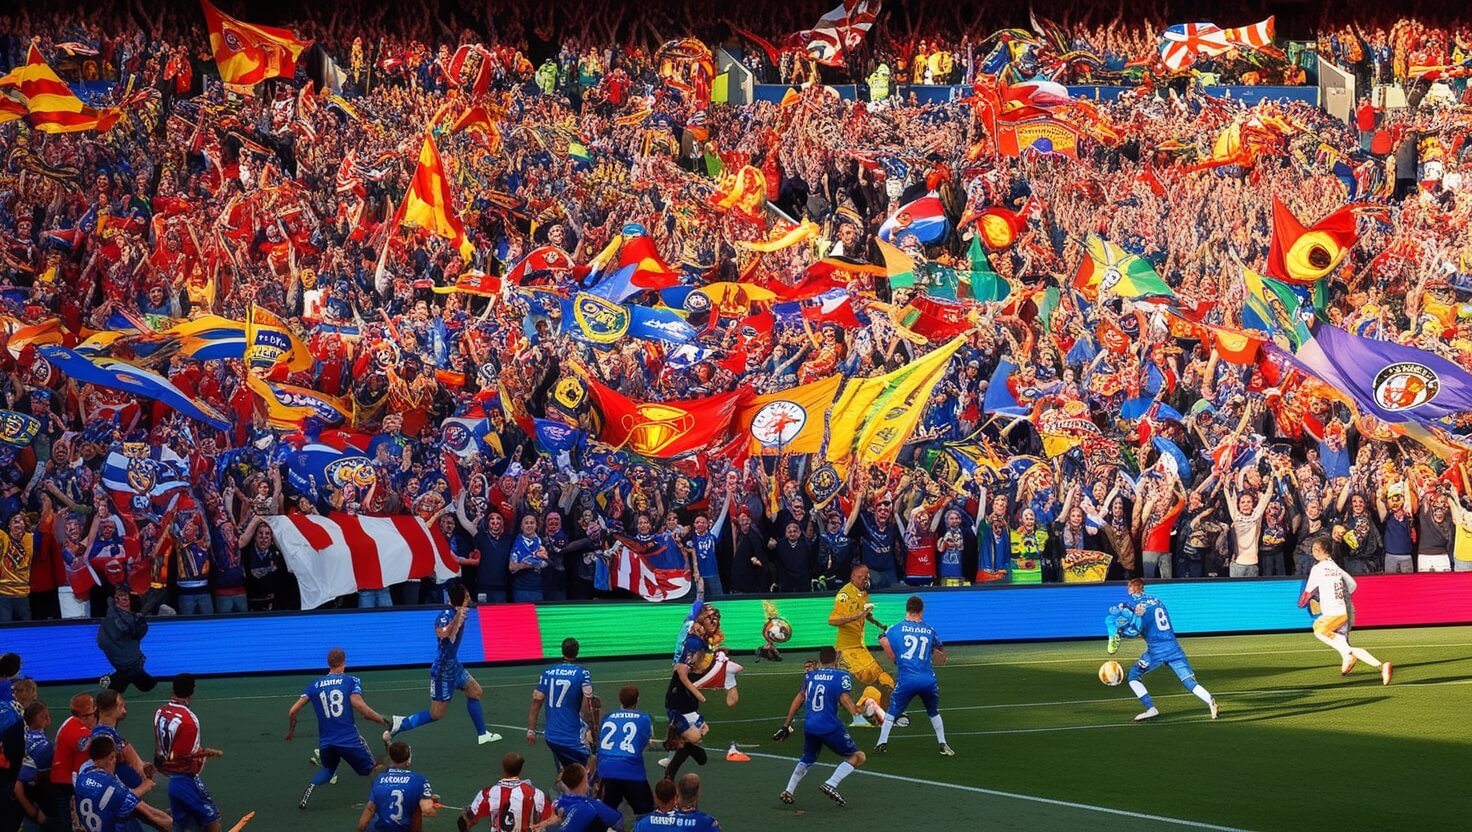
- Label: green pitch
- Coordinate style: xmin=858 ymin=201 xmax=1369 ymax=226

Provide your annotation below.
xmin=42 ymin=626 xmax=1472 ymax=831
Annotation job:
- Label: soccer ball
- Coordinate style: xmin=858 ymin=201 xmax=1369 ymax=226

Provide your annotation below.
xmin=763 ymin=617 xmax=793 ymax=644
xmin=1098 ymin=660 xmax=1124 ymax=686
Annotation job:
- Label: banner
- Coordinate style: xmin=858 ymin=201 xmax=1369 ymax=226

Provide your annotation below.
xmin=1061 ymin=549 xmax=1113 ymax=583
xmin=265 ymin=513 xmax=459 ymax=610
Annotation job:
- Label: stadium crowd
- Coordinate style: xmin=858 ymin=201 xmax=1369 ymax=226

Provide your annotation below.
xmin=1 ymin=1 xmax=1471 ymax=625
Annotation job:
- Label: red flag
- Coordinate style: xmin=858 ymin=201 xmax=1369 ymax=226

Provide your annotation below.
xmin=200 ymin=0 xmax=312 ymax=86
xmin=579 ymin=374 xmax=743 ymax=459
xmin=1267 ymin=198 xmax=1357 ymax=285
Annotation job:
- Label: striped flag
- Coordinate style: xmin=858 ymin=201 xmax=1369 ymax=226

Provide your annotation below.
xmin=265 ymin=513 xmax=460 ymax=610
xmin=397 ymin=133 xmax=473 ymax=259
xmin=0 ymin=45 xmax=120 ymax=133
xmin=602 ymin=543 xmax=691 ymax=602
xmin=200 ymin=0 xmax=313 ymax=85
xmin=792 ymin=0 xmax=882 ymax=67
xmin=1159 ymin=17 xmax=1274 ymax=71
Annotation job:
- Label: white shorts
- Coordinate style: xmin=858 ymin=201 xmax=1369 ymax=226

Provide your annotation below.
xmin=1417 ymin=554 xmax=1451 ymax=573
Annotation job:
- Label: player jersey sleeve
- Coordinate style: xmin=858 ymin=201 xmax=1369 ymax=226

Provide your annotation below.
xmin=417 ymin=774 xmax=433 ymax=800
xmin=535 ymin=670 xmax=550 ymax=699
xmin=350 ymin=676 xmax=364 ymax=697
xmin=929 ymin=624 xmax=943 ymax=649
xmin=117 ymin=786 xmax=141 ymax=818
xmin=435 ymin=609 xmax=453 ymax=632
xmin=596 ymin=800 xmax=624 ymax=826
xmin=580 ymin=667 xmax=593 ymax=693
xmin=468 ymin=788 xmax=488 ymax=819
xmin=1341 ymin=570 xmax=1357 ymax=595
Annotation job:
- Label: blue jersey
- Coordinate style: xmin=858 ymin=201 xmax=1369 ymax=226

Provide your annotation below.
xmin=17 ymin=728 xmax=51 ymax=784
xmin=801 ymin=667 xmax=852 ymax=735
xmin=368 ymin=767 xmax=433 ymax=832
xmin=1104 ymin=604 xmax=1141 ymax=639
xmin=433 ymin=607 xmax=466 ymax=670
xmin=634 ymin=809 xmax=723 ymax=831
xmin=596 ymin=710 xmax=653 ymax=781
xmin=74 ymin=762 xmax=142 ymax=832
xmin=88 ymin=725 xmax=140 ymax=788
xmin=537 ymin=663 xmax=592 ymax=747
xmin=304 ymin=673 xmax=365 ymax=747
xmin=671 ymin=601 xmax=705 ymax=664
xmin=553 ymin=793 xmax=624 ymax=832
xmin=884 ymin=620 xmax=941 ymax=681
xmin=1133 ymin=595 xmax=1185 ymax=658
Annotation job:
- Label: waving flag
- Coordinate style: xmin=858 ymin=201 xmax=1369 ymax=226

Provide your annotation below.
xmin=582 ymin=226 xmax=681 ymax=300
xmin=1276 ymin=324 xmax=1472 ymax=427
xmin=1159 ymin=17 xmax=1275 ymax=71
xmin=878 ymin=195 xmax=949 ymax=245
xmin=36 ymin=346 xmax=230 ymax=429
xmin=1267 ymin=198 xmax=1357 ymax=285
xmin=578 ymin=371 xmax=742 ymax=459
xmin=0 ymin=45 xmax=119 ymax=133
xmin=789 ymin=0 xmax=883 ymax=67
xmin=246 ymin=374 xmax=351 ymax=428
xmin=266 ymin=513 xmax=458 ymax=610
xmin=503 ymin=245 xmax=575 ymax=286
xmin=101 ymin=446 xmax=191 ymax=502
xmin=1074 ymin=236 xmax=1174 ymax=301
xmin=1241 ymin=267 xmax=1312 ymax=349
xmin=398 ymin=133 xmax=473 ymax=259
xmin=200 ymin=0 xmax=313 ymax=85
xmin=245 ymin=305 xmax=314 ymax=373
xmin=597 ymin=541 xmax=691 ymax=602
xmin=850 ymin=337 xmax=964 ymax=464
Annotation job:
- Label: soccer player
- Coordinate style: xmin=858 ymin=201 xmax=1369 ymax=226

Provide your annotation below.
xmin=874 ymin=596 xmax=953 ymax=755
xmin=89 ymin=690 xmax=153 ymax=792
xmin=672 ymin=601 xmax=741 ymax=708
xmin=667 ymin=775 xmax=720 ymax=831
xmin=663 ymin=608 xmax=712 ymax=781
xmin=827 ymin=565 xmax=902 ymax=728
xmin=72 ymin=735 xmax=172 ymax=832
xmin=632 ymin=779 xmax=678 ymax=831
xmin=1106 ymin=579 xmax=1220 ymax=721
xmin=14 ymin=701 xmax=54 ymax=830
xmin=153 ymin=673 xmax=225 ymax=832
xmin=359 ymin=742 xmax=435 ymax=832
xmin=549 ymin=764 xmax=623 ymax=831
xmin=774 ymin=646 xmax=867 ymax=807
xmin=456 ymin=752 xmax=551 ymax=831
xmin=527 ymin=638 xmax=597 ymax=776
xmin=287 ymin=648 xmax=391 ymax=809
xmin=1299 ymin=539 xmax=1393 ymax=684
xmin=597 ymin=686 xmax=655 ymax=817
xmin=49 ymin=693 xmax=96 ymax=830
xmin=386 ymin=584 xmax=501 ymax=746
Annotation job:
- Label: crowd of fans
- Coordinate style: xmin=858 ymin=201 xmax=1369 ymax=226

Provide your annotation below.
xmin=1 ymin=3 xmax=1472 ymax=623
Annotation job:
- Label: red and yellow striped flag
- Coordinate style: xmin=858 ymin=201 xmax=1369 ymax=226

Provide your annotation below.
xmin=200 ymin=0 xmax=313 ymax=86
xmin=0 ymin=45 xmax=119 ymax=133
xmin=397 ymin=134 xmax=473 ymax=260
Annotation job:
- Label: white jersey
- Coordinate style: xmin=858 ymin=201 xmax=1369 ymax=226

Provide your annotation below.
xmin=1305 ymin=559 xmax=1357 ymax=617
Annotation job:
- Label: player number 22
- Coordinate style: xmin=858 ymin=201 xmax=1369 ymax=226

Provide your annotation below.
xmin=318 ymin=689 xmax=346 ymax=719
xmin=599 ymin=722 xmax=639 ymax=754
xmin=901 ymin=635 xmax=930 ymax=661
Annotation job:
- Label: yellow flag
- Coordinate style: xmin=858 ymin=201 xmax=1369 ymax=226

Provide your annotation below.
xmin=850 ymin=337 xmax=964 ymax=464
xmin=245 ymin=305 xmax=313 ymax=373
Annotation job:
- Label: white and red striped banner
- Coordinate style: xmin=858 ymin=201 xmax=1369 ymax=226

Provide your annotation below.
xmin=266 ymin=513 xmax=460 ymax=610
xmin=608 ymin=545 xmax=691 ymax=602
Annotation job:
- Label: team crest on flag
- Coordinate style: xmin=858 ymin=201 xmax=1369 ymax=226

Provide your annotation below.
xmin=806 ymin=463 xmax=844 ymax=509
xmin=624 ymin=404 xmax=693 ymax=455
xmin=1374 ymin=363 xmax=1439 ymax=412
xmin=572 ymin=293 xmax=631 ymax=343
xmin=125 ymin=458 xmax=159 ymax=494
xmin=0 ymin=411 xmax=39 ymax=447
xmin=324 ymin=455 xmax=376 ymax=489
xmin=749 ymin=401 xmax=809 ymax=447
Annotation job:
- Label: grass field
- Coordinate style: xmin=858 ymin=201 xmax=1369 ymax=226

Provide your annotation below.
xmin=40 ymin=626 xmax=1472 ymax=831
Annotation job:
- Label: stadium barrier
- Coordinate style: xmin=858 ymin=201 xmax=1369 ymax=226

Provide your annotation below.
xmin=8 ymin=573 xmax=1468 ymax=683
xmin=750 ymin=83 xmax=1318 ymax=106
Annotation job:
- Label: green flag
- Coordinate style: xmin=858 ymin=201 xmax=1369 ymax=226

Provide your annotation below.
xmin=967 ymin=235 xmax=1010 ymax=302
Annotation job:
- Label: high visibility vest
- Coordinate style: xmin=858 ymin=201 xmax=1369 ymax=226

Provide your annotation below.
xmin=869 ymin=67 xmax=890 ymax=100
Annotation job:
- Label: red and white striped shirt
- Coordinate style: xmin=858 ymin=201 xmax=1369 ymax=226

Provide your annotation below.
xmin=467 ymin=778 xmax=551 ymax=830
xmin=154 ymin=700 xmax=203 ymax=776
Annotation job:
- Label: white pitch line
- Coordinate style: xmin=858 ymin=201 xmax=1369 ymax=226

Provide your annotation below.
xmin=747 ymin=752 xmax=1250 ymax=831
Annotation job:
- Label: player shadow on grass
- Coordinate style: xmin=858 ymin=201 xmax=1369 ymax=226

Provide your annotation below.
xmin=1215 ymin=694 xmax=1390 ymax=724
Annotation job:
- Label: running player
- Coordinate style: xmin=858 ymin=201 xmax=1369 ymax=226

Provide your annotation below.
xmin=386 ymin=584 xmax=500 ymax=746
xmin=597 ymin=686 xmax=655 ymax=817
xmin=673 ymin=601 xmax=741 ymax=708
xmin=153 ymin=673 xmax=225 ymax=832
xmin=527 ymin=639 xmax=597 ymax=777
xmin=663 ymin=606 xmax=711 ymax=781
xmin=360 ymin=742 xmax=434 ymax=832
xmin=774 ymin=646 xmax=867 ymax=807
xmin=1299 ymin=539 xmax=1393 ymax=684
xmin=287 ymin=648 xmax=391 ymax=809
xmin=456 ymin=752 xmax=551 ymax=831
xmin=1106 ymin=578 xmax=1220 ymax=721
xmin=827 ymin=565 xmax=903 ymax=728
xmin=73 ymin=735 xmax=172 ymax=832
xmin=874 ymin=596 xmax=953 ymax=755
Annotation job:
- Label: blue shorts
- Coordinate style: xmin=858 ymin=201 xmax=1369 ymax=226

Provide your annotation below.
xmin=430 ymin=663 xmax=472 ymax=702
xmin=800 ymin=727 xmax=859 ymax=765
xmin=168 ymin=774 xmax=222 ymax=830
xmin=666 ymin=709 xmax=705 ymax=734
xmin=320 ymin=737 xmax=377 ymax=776
xmin=547 ymin=740 xmax=590 ymax=770
xmin=888 ymin=678 xmax=941 ymax=718
xmin=1130 ymin=649 xmax=1197 ymax=686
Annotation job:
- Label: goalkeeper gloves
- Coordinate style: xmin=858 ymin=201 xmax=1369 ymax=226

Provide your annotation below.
xmin=772 ymin=725 xmax=793 ymax=742
xmin=1107 ymin=633 xmax=1120 ymax=655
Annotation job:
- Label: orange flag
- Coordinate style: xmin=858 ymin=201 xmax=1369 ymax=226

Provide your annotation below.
xmin=0 ymin=45 xmax=119 ymax=133
xmin=200 ymin=0 xmax=313 ymax=86
xmin=398 ymin=134 xmax=473 ymax=260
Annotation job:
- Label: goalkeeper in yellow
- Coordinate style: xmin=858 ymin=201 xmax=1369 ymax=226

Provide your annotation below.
xmin=828 ymin=564 xmax=906 ymax=728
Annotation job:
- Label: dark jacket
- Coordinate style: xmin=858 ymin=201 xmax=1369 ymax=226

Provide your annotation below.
xmin=97 ymin=599 xmax=147 ymax=669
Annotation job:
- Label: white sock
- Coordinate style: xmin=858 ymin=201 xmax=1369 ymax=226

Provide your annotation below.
xmin=1316 ymin=632 xmax=1352 ymax=660
xmin=876 ymin=713 xmax=895 ymax=744
xmin=785 ymin=763 xmax=808 ymax=793
xmin=824 ymin=761 xmax=855 ymax=788
xmin=1128 ymin=679 xmax=1150 ymax=702
xmin=1349 ymin=646 xmax=1382 ymax=668
xmin=1189 ymin=684 xmax=1213 ymax=705
xmin=930 ymin=714 xmax=947 ymax=745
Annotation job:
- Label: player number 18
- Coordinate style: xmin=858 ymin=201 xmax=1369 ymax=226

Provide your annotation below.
xmin=318 ymin=689 xmax=346 ymax=718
